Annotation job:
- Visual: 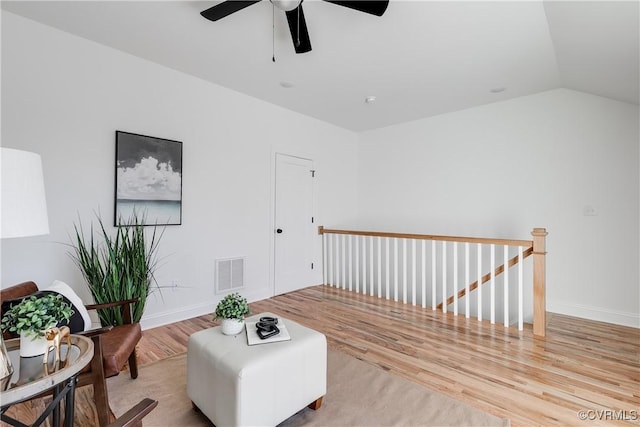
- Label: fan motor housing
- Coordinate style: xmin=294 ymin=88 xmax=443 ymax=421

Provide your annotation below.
xmin=271 ymin=0 xmax=302 ymax=12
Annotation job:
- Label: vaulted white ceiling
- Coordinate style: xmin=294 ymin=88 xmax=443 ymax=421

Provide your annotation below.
xmin=3 ymin=1 xmax=638 ymax=132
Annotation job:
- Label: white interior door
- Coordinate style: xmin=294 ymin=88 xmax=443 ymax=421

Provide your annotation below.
xmin=274 ymin=154 xmax=314 ymax=295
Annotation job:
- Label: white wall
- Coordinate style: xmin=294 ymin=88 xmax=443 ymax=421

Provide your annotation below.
xmin=357 ymin=89 xmax=639 ymax=328
xmin=1 ymin=12 xmax=359 ymax=328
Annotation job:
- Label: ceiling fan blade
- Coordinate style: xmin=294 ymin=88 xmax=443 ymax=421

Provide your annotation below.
xmin=285 ymin=4 xmax=312 ymax=54
xmin=323 ymin=0 xmax=389 ymax=16
xmin=200 ymin=1 xmax=262 ymax=22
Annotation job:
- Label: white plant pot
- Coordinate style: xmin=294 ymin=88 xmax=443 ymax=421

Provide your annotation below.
xmin=19 ymin=332 xmax=49 ymax=357
xmin=221 ymin=318 xmax=244 ymax=336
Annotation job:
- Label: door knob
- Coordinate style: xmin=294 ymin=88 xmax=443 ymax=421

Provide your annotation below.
xmin=276 ymin=228 xmax=283 ymax=234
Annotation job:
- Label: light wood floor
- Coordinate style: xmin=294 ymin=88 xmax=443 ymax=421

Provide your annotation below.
xmin=3 ymin=285 xmax=639 ymax=426
xmin=134 ymin=285 xmax=639 ymax=426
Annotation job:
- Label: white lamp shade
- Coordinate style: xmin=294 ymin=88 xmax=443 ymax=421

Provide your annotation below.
xmin=1 ymin=148 xmax=49 ymax=238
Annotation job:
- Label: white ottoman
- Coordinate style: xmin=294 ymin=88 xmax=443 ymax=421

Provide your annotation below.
xmin=187 ymin=312 xmax=327 ymax=427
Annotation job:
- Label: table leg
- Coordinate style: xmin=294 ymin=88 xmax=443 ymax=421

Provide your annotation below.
xmin=63 ymin=376 xmax=77 ymax=427
xmin=30 ymin=381 xmax=68 ymax=427
xmin=52 ymin=384 xmax=61 ymax=427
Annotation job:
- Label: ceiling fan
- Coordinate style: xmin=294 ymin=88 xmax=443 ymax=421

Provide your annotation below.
xmin=200 ymin=0 xmax=389 ymax=54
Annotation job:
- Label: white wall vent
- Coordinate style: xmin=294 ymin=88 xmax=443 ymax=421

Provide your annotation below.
xmin=215 ymin=257 xmax=245 ymax=294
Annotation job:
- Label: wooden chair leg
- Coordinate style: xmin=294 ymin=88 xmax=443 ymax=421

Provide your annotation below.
xmin=128 ymin=348 xmax=138 ymax=379
xmin=91 ymin=336 xmax=111 ymax=427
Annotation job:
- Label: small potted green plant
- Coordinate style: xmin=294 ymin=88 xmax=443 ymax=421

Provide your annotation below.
xmin=1 ymin=294 xmax=74 ymax=357
xmin=215 ymin=293 xmax=250 ymax=335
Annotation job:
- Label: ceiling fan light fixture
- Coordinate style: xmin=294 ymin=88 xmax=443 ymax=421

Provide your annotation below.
xmin=271 ymin=0 xmax=302 ymax=12
xmin=201 ymin=0 xmax=389 ymax=54
xmin=365 ymin=96 xmax=377 ymax=104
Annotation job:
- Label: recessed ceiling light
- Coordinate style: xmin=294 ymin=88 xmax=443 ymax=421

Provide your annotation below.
xmin=490 ymin=87 xmax=506 ymax=93
xmin=280 ymin=81 xmax=294 ymax=88
xmin=365 ymin=96 xmax=377 ymax=104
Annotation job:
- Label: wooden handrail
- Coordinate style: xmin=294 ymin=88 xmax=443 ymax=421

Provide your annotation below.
xmin=436 ymin=246 xmax=533 ymax=309
xmin=318 ymin=226 xmax=532 ymax=247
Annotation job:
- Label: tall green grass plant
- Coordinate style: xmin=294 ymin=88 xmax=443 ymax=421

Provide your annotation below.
xmin=69 ymin=213 xmax=163 ymax=326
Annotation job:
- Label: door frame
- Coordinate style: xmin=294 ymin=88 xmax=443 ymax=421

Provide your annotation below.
xmin=269 ymin=150 xmax=318 ymax=297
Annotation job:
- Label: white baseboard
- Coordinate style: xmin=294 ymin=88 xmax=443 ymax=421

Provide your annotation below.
xmin=139 ymin=290 xmax=275 ymax=331
xmin=548 ymin=301 xmax=640 ymax=328
xmin=140 ymin=302 xmax=214 ymax=331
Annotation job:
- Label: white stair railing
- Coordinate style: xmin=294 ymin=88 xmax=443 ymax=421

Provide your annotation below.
xmin=318 ymin=227 xmax=548 ymax=337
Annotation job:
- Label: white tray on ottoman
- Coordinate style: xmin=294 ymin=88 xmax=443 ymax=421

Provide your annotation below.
xmin=187 ymin=312 xmax=327 ymax=427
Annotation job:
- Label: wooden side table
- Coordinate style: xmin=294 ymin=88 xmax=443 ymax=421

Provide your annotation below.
xmin=0 ymin=335 xmax=93 ymax=427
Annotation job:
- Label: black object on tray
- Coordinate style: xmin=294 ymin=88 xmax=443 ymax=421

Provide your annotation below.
xmin=256 ymin=317 xmax=280 ymax=340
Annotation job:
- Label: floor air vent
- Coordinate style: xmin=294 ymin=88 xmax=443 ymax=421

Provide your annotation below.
xmin=215 ymin=257 xmax=245 ymax=293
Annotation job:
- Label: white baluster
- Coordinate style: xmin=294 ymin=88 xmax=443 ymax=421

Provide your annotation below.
xmin=421 ymin=240 xmax=426 ymax=308
xmin=355 ymin=235 xmax=360 ymax=293
xmin=431 ymin=241 xmax=436 ymax=310
xmin=503 ymin=245 xmax=509 ymax=327
xmin=442 ymin=241 xmax=447 ymax=313
xmin=361 ymin=236 xmax=366 ymax=295
xmin=322 ymin=232 xmax=328 ymax=286
xmin=369 ymin=236 xmax=374 ymax=297
xmin=412 ymin=239 xmax=417 ymax=306
xmin=327 ymin=234 xmax=333 ymax=287
xmin=348 ymin=235 xmax=353 ymax=291
xmin=335 ymin=234 xmax=340 ymax=289
xmin=377 ymin=237 xmax=382 ymax=298
xmin=394 ymin=238 xmax=399 ymax=301
xmin=453 ymin=242 xmax=458 ymax=316
xmin=335 ymin=234 xmax=341 ymax=289
xmin=385 ymin=238 xmax=390 ymax=299
xmin=341 ymin=234 xmax=346 ymax=290
xmin=465 ymin=242 xmax=470 ymax=318
xmin=477 ymin=243 xmax=482 ymax=321
xmin=518 ymin=246 xmax=524 ymax=331
xmin=490 ymin=244 xmax=495 ymax=324
xmin=402 ymin=239 xmax=408 ymax=304
xmin=335 ymin=234 xmax=340 ymax=288
xmin=336 ymin=234 xmax=340 ymax=288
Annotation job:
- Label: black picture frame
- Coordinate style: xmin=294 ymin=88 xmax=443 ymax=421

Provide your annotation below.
xmin=115 ymin=131 xmax=183 ymax=226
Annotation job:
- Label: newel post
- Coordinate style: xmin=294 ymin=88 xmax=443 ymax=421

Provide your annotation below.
xmin=531 ymin=228 xmax=548 ymax=337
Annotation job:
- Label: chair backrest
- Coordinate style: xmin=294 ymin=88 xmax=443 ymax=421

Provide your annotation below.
xmin=1 ymin=281 xmax=89 ymax=336
xmin=1 ymin=281 xmax=39 ymax=339
xmin=1 ymin=281 xmax=38 ymax=300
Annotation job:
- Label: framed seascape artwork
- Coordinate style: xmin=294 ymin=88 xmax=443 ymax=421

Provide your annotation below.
xmin=115 ymin=131 xmax=183 ymax=226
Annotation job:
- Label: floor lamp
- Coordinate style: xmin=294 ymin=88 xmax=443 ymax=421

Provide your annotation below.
xmin=0 ymin=147 xmax=50 ymax=389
